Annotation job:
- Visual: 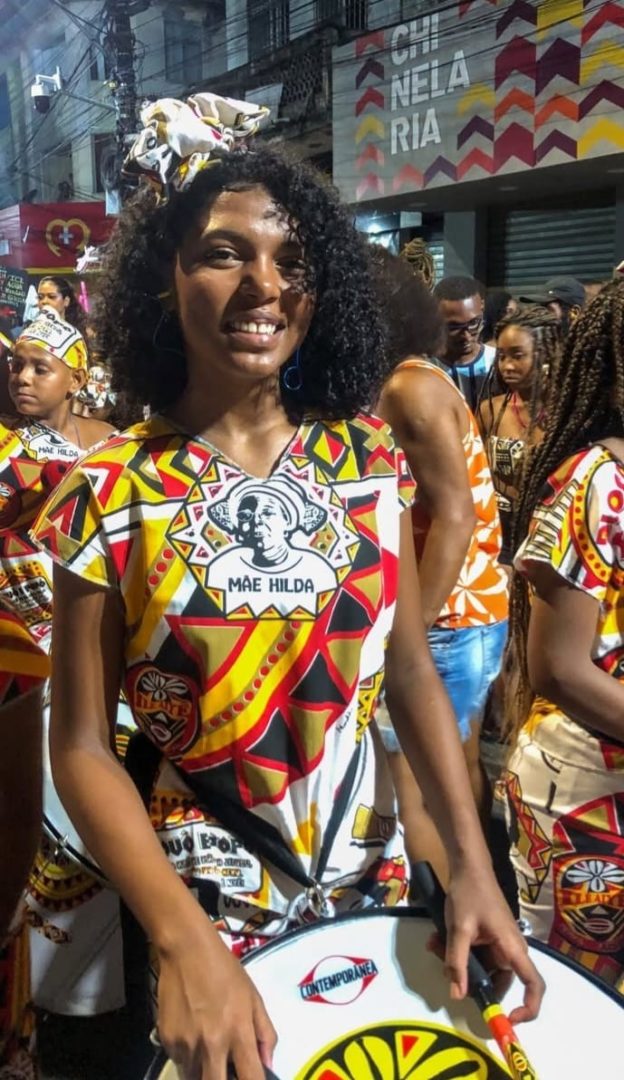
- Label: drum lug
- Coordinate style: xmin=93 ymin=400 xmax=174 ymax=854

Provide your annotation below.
xmin=288 ymin=882 xmax=336 ymax=924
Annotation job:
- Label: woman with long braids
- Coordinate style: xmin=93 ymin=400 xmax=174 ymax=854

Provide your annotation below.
xmin=504 ymin=281 xmax=624 ymax=992
xmin=30 ymin=94 xmax=541 ymax=1078
xmin=483 ymin=289 xmax=517 ymax=348
xmin=478 ymin=305 xmax=562 ymax=564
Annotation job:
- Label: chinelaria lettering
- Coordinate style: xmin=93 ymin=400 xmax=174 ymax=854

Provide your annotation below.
xmin=388 ymin=14 xmax=472 ymax=158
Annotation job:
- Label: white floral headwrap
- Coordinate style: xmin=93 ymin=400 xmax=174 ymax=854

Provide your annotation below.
xmin=123 ymin=92 xmax=270 ymax=202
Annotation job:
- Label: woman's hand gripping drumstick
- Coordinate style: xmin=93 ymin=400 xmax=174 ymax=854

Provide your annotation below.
xmin=412 ymin=861 xmax=539 ymax=1080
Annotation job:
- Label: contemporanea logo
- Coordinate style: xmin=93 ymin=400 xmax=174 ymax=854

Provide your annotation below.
xmin=299 ymin=954 xmax=379 ymax=1005
xmin=295 ymin=1020 xmax=510 ymax=1079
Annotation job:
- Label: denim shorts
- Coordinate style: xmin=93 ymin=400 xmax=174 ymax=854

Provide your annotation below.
xmin=377 ymin=620 xmax=508 ymax=750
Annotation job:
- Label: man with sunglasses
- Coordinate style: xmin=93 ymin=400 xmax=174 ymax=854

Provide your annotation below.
xmin=433 ymin=276 xmax=495 ymax=413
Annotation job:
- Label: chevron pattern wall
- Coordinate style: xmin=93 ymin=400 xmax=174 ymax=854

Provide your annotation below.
xmin=333 ymin=0 xmax=624 ymax=203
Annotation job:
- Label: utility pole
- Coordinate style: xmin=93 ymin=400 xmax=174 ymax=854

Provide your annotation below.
xmin=105 ymin=0 xmax=150 ymax=201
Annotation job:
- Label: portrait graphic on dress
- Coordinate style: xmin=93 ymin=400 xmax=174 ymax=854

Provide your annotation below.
xmin=17 ymin=423 xmax=78 ymax=462
xmin=204 ymin=475 xmax=340 ymax=617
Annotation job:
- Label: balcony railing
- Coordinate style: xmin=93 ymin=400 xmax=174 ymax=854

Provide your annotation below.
xmin=248 ymin=0 xmax=290 ymax=60
xmin=316 ymin=0 xmax=368 ymax=32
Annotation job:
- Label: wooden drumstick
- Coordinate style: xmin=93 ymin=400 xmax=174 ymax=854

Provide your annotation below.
xmin=411 ymin=861 xmax=539 ymax=1080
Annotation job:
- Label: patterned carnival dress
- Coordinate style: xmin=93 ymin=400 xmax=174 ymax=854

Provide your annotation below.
xmin=505 ymin=445 xmax=624 ymax=992
xmin=33 ymin=413 xmax=415 ymax=953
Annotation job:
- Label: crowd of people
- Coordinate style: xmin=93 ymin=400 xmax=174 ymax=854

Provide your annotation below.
xmin=0 ymin=89 xmax=623 ymax=1080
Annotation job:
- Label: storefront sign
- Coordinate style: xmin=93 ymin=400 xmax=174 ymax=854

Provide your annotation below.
xmin=332 ymin=0 xmax=624 ymax=202
xmin=0 ymin=201 xmax=113 ymax=271
xmin=0 ymin=266 xmax=29 ymax=316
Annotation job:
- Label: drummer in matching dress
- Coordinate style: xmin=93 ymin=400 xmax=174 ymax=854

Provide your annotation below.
xmin=32 ymin=94 xmax=543 ymax=1079
xmin=0 ymin=310 xmax=118 ymax=1070
xmin=478 ymin=306 xmax=562 ymax=565
xmin=505 ymin=282 xmax=624 ymax=992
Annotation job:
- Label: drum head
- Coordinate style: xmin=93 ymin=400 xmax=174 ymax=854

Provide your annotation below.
xmin=146 ymin=907 xmax=621 ymax=1078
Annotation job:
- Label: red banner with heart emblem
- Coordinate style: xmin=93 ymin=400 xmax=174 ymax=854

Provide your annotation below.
xmin=0 ymin=201 xmax=114 ymax=273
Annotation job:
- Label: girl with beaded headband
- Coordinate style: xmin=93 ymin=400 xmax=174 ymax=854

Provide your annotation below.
xmin=477 ymin=305 xmax=562 ymax=565
xmin=31 ymin=92 xmax=542 ymax=1078
xmin=503 ymin=281 xmax=624 ymax=992
xmin=0 ymin=308 xmax=114 ymax=1075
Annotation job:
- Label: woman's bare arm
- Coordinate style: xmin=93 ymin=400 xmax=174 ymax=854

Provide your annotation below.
xmin=50 ymin=565 xmax=275 ymax=1080
xmin=380 ymin=368 xmax=476 ymax=627
xmin=385 ymin=512 xmax=544 ymax=1022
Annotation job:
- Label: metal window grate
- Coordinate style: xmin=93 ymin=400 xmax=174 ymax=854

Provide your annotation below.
xmin=316 ymin=0 xmax=368 ymax=31
xmin=248 ymin=0 xmax=290 ymax=59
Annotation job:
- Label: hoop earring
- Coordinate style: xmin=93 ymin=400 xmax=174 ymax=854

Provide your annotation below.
xmin=282 ymin=348 xmax=303 ymax=392
xmin=152 ymin=308 xmax=185 ymax=360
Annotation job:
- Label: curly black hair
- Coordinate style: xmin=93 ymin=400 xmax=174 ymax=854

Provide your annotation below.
xmin=369 ymin=245 xmax=445 ymax=369
xmin=92 ymin=147 xmax=386 ymax=419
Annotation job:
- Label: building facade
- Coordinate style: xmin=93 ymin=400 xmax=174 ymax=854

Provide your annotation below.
xmin=0 ymin=0 xmax=217 ymax=209
xmin=332 ymin=0 xmax=624 ymax=287
xmin=2 ymin=0 xmax=621 ymax=287
xmin=0 ymin=0 xmax=379 ymax=210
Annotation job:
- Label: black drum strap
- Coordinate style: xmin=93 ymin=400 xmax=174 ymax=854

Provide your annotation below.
xmin=173 ymin=745 xmax=361 ymax=905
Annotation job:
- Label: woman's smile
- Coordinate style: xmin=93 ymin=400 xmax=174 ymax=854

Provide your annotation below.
xmin=222 ymin=307 xmax=287 ymax=351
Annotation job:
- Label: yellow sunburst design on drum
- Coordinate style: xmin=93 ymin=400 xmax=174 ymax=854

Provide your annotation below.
xmin=28 ymin=834 xmax=101 ymax=910
xmin=295 ymin=1020 xmax=510 ymax=1079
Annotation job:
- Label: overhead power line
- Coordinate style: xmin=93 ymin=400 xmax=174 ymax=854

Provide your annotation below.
xmin=4 ymin=0 xmax=599 ymax=200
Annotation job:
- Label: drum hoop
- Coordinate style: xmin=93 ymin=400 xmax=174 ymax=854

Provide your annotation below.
xmin=525 ymin=934 xmax=624 ymax=1007
xmin=240 ymin=904 xmax=428 ymax=967
xmin=143 ymin=1051 xmax=167 ymax=1080
xmin=42 ymin=813 xmax=106 ymax=883
xmin=239 ymin=906 xmax=624 ymax=1007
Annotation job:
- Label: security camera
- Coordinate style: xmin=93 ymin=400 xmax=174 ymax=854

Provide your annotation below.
xmin=30 ymin=69 xmax=62 ymax=114
xmin=31 ymin=80 xmax=51 ymax=114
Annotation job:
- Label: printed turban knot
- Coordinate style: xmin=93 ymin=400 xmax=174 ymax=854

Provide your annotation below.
xmin=122 ymin=92 xmax=270 ymax=202
xmin=16 ymin=307 xmax=88 ymax=372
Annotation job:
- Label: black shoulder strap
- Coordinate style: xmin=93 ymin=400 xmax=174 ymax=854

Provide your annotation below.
xmin=174 ymin=745 xmax=361 ymax=895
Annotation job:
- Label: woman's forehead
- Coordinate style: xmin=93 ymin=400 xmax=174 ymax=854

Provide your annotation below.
xmin=196 ymin=186 xmax=297 ymax=240
xmin=498 ymin=325 xmax=534 ymax=344
xmin=13 ymin=341 xmax=62 ymax=366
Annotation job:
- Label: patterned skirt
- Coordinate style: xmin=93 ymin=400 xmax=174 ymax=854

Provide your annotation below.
xmin=504 ymin=703 xmax=624 ymax=992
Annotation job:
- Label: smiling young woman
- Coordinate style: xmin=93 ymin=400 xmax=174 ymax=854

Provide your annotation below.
xmin=29 ymin=109 xmax=542 ymax=1079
